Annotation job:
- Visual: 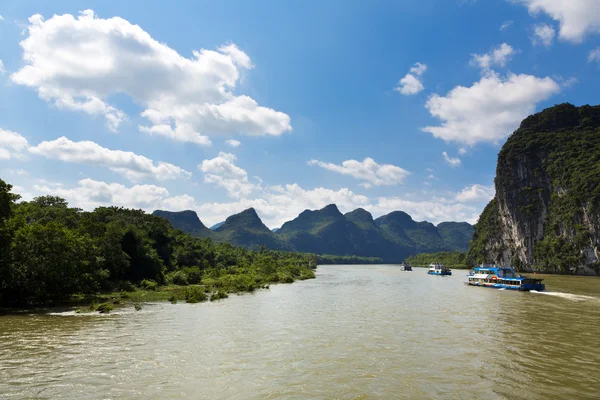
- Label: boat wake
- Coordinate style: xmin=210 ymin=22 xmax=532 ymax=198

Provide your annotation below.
xmin=530 ymin=291 xmax=599 ymax=302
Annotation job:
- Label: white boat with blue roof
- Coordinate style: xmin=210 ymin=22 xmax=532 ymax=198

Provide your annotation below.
xmin=466 ymin=264 xmax=545 ymax=291
xmin=427 ymin=263 xmax=451 ymax=276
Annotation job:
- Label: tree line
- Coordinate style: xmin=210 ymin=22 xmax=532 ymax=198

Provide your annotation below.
xmin=0 ymin=179 xmax=316 ymax=307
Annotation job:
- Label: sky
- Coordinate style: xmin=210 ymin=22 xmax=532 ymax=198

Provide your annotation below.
xmin=0 ymin=0 xmax=599 ymax=228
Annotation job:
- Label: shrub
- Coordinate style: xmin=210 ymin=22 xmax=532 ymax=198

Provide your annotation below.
xmin=140 ymin=279 xmax=157 ymax=291
xmin=167 ymin=271 xmax=188 ymax=286
xmin=184 ymin=267 xmax=202 ymax=284
xmin=184 ymin=286 xmax=207 ymax=303
xmin=209 ymin=290 xmax=229 ymax=301
xmin=95 ymin=302 xmax=114 ymax=314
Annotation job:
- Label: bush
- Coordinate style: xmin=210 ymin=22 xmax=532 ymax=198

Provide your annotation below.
xmin=184 ymin=267 xmax=202 ymax=284
xmin=140 ymin=279 xmax=157 ymax=291
xmin=166 ymin=271 xmax=188 ymax=286
xmin=95 ymin=302 xmax=114 ymax=314
xmin=184 ymin=286 xmax=207 ymax=303
xmin=210 ymin=290 xmax=229 ymax=301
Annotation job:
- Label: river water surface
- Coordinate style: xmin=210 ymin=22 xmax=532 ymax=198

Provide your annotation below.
xmin=1 ymin=265 xmax=600 ymax=399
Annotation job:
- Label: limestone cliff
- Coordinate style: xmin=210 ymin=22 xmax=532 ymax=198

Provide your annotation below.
xmin=467 ymin=104 xmax=600 ymax=274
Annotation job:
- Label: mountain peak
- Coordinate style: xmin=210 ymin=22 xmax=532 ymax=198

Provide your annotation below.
xmin=345 ymin=208 xmax=374 ymax=224
xmin=319 ymin=204 xmax=342 ymax=216
xmin=218 ymin=207 xmax=267 ymax=231
xmin=152 ymin=209 xmax=211 ymax=237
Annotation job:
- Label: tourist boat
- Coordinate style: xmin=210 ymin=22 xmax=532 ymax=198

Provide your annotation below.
xmin=465 ymin=264 xmax=545 ymax=291
xmin=427 ymin=263 xmax=451 ymax=276
xmin=399 ymin=262 xmax=412 ymax=271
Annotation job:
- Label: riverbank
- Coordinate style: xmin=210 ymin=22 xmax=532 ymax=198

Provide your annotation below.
xmin=1 ymin=266 xmax=317 ymax=314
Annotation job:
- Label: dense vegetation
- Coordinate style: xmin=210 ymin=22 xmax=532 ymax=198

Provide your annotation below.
xmin=316 ymin=254 xmax=383 ymax=265
xmin=405 ymin=252 xmax=469 ymax=269
xmin=0 ymin=179 xmax=316 ymax=307
xmin=467 ymin=103 xmax=600 ymax=273
xmin=157 ymin=205 xmax=474 ymax=263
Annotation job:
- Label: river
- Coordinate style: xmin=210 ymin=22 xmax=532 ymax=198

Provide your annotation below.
xmin=1 ymin=265 xmax=599 ymax=399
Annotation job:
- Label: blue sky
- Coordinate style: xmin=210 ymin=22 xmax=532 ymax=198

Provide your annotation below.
xmin=1 ymin=0 xmax=599 ymax=228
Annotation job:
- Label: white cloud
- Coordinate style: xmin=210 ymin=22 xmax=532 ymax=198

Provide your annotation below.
xmin=532 ymin=23 xmax=556 ymax=46
xmin=423 ymin=72 xmax=560 ymax=145
xmin=308 ymin=157 xmax=410 ymax=188
xmin=0 ymin=129 xmax=29 ymax=160
xmin=33 ymin=178 xmax=180 ymax=211
xmin=199 ymin=152 xmax=255 ymax=198
xmin=0 ymin=60 xmax=5 ymax=74
xmin=29 ymin=136 xmax=191 ymax=181
xmin=442 ymin=152 xmax=462 ymax=167
xmin=458 ymin=147 xmax=467 ymax=155
xmin=12 ymin=10 xmax=291 ymax=142
xmin=513 ymin=0 xmax=600 ymax=42
xmin=395 ymin=62 xmax=427 ymax=95
xmin=0 ymin=15 xmax=4 ymax=21
xmin=455 ymin=184 xmax=495 ymax=203
xmin=372 ymin=197 xmax=481 ymax=225
xmin=225 ymin=139 xmax=241 ymax=148
xmin=500 ymin=20 xmax=514 ymax=31
xmin=589 ymin=47 xmax=600 ymax=62
xmin=28 ymin=174 xmax=488 ymax=228
xmin=470 ymin=43 xmax=515 ymax=71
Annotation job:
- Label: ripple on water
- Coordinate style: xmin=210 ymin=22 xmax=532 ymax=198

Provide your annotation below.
xmin=1 ymin=266 xmax=600 ymax=399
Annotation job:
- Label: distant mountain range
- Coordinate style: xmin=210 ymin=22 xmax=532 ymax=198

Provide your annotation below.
xmin=152 ymin=204 xmax=473 ymax=262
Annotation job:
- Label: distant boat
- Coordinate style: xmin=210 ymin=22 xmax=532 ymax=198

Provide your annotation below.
xmin=465 ymin=264 xmax=545 ymax=291
xmin=399 ymin=262 xmax=412 ymax=271
xmin=428 ymin=263 xmax=451 ymax=276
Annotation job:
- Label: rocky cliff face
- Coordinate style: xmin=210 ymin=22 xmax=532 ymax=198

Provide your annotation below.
xmin=468 ymin=104 xmax=600 ymax=275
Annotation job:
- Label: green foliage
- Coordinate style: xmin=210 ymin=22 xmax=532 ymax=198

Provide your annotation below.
xmin=405 ymin=252 xmax=469 ymax=269
xmin=210 ymin=290 xmax=229 ymax=301
xmin=140 ymin=279 xmax=158 ymax=291
xmin=184 ymin=286 xmax=208 ymax=303
xmin=316 ymin=254 xmax=383 ymax=264
xmin=161 ymin=205 xmax=473 ymax=263
xmin=95 ymin=302 xmax=114 ymax=314
xmin=0 ymin=181 xmax=318 ymax=307
xmin=468 ymin=104 xmax=600 ymax=270
xmin=466 ymin=199 xmax=503 ymax=266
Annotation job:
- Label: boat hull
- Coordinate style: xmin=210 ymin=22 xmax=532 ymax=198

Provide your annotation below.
xmin=465 ymin=281 xmax=545 ymax=291
xmin=428 ymin=270 xmax=452 ymax=276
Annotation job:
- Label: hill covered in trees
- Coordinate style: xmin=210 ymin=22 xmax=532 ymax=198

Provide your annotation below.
xmin=0 ymin=179 xmax=316 ymax=307
xmin=154 ymin=205 xmax=474 ymax=263
xmin=467 ymin=103 xmax=600 ymax=274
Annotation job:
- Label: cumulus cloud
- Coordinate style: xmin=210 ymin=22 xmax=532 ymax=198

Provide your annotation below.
xmin=28 ymin=174 xmax=489 ymax=228
xmin=589 ymin=47 xmax=600 ymax=63
xmin=0 ymin=129 xmax=29 ymax=160
xmin=29 ymin=136 xmax=191 ymax=181
xmin=199 ymin=152 xmax=255 ymax=198
xmin=11 ymin=10 xmax=291 ymax=142
xmin=442 ymin=152 xmax=462 ymax=167
xmin=308 ymin=157 xmax=410 ymax=188
xmin=423 ymin=72 xmax=560 ymax=145
xmin=0 ymin=60 xmax=5 ymax=74
xmin=470 ymin=43 xmax=515 ymax=71
xmin=532 ymin=23 xmax=556 ymax=46
xmin=455 ymin=184 xmax=495 ymax=203
xmin=225 ymin=139 xmax=241 ymax=148
xmin=372 ymin=197 xmax=481 ymax=225
xmin=513 ymin=0 xmax=600 ymax=42
xmin=33 ymin=178 xmax=186 ymax=211
xmin=395 ymin=62 xmax=427 ymax=95
xmin=458 ymin=148 xmax=468 ymax=155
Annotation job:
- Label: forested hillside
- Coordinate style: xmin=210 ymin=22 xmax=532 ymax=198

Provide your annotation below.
xmin=0 ymin=179 xmax=316 ymax=307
